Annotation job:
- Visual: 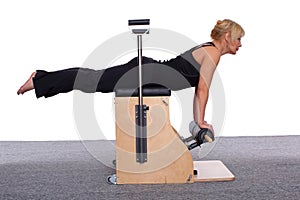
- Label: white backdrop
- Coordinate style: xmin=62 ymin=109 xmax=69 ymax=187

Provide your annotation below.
xmin=1 ymin=0 xmax=299 ymax=141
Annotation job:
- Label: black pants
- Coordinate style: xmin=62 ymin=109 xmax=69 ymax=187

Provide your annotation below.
xmin=33 ymin=56 xmax=199 ymax=98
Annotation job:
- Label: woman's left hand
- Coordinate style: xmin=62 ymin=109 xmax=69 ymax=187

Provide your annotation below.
xmin=198 ymin=121 xmax=215 ymax=136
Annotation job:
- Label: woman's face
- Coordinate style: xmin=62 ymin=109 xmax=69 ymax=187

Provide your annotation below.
xmin=228 ymin=36 xmax=242 ymax=55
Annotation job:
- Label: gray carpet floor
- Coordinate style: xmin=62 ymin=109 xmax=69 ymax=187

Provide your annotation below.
xmin=0 ymin=136 xmax=299 ymax=200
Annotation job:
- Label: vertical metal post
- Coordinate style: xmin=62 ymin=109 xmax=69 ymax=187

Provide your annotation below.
xmin=136 ymin=34 xmax=147 ymax=163
xmin=137 ymin=34 xmax=143 ymax=108
xmin=128 ymin=19 xmax=149 ymax=164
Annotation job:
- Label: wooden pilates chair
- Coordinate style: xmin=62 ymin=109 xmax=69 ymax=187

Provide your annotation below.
xmin=106 ymin=19 xmax=234 ymax=184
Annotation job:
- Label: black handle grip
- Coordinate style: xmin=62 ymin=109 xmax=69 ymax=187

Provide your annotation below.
xmin=128 ymin=19 xmax=150 ymax=26
xmin=188 ymin=142 xmax=199 ymax=150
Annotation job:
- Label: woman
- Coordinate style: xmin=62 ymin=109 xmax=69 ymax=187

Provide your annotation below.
xmin=17 ymin=19 xmax=245 ymax=132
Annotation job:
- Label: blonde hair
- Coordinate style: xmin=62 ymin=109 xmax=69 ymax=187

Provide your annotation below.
xmin=211 ymin=19 xmax=245 ymax=41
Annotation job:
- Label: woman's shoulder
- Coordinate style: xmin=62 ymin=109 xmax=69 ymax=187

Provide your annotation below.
xmin=192 ymin=42 xmax=220 ymax=65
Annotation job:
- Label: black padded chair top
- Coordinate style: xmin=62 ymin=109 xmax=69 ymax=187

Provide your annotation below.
xmin=115 ymin=84 xmax=171 ymax=97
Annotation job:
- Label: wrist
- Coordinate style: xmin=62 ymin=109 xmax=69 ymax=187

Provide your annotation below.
xmin=198 ymin=120 xmax=207 ymax=125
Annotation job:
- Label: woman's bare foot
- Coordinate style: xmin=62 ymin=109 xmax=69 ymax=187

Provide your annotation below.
xmin=17 ymin=71 xmax=37 ymax=95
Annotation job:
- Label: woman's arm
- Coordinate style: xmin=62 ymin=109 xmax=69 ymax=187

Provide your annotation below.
xmin=193 ymin=47 xmax=220 ymax=131
xmin=193 ymin=75 xmax=209 ymax=124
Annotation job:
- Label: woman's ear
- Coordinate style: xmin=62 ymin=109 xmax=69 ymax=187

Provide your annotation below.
xmin=225 ymin=32 xmax=231 ymax=42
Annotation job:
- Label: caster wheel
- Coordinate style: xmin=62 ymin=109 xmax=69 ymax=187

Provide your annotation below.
xmin=106 ymin=174 xmax=117 ymax=185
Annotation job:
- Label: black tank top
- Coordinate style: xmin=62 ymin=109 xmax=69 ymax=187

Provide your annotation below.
xmin=162 ymin=42 xmax=215 ymax=87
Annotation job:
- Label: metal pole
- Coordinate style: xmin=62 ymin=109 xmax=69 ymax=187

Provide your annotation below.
xmin=137 ymin=34 xmax=143 ymax=107
xmin=137 ymin=34 xmax=147 ymax=163
xmin=128 ymin=19 xmax=150 ymax=163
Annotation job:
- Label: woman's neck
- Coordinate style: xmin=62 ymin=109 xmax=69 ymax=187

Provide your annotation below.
xmin=212 ymin=39 xmax=228 ymax=55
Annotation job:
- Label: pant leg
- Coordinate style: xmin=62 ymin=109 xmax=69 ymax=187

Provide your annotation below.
xmin=33 ymin=68 xmax=82 ymax=98
xmin=33 ymin=57 xmax=141 ymax=98
xmin=96 ymin=57 xmax=140 ymax=93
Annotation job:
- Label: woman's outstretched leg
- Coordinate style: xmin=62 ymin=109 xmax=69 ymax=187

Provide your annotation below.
xmin=17 ymin=71 xmax=36 ymax=95
xmin=16 ymin=57 xmax=157 ymax=98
